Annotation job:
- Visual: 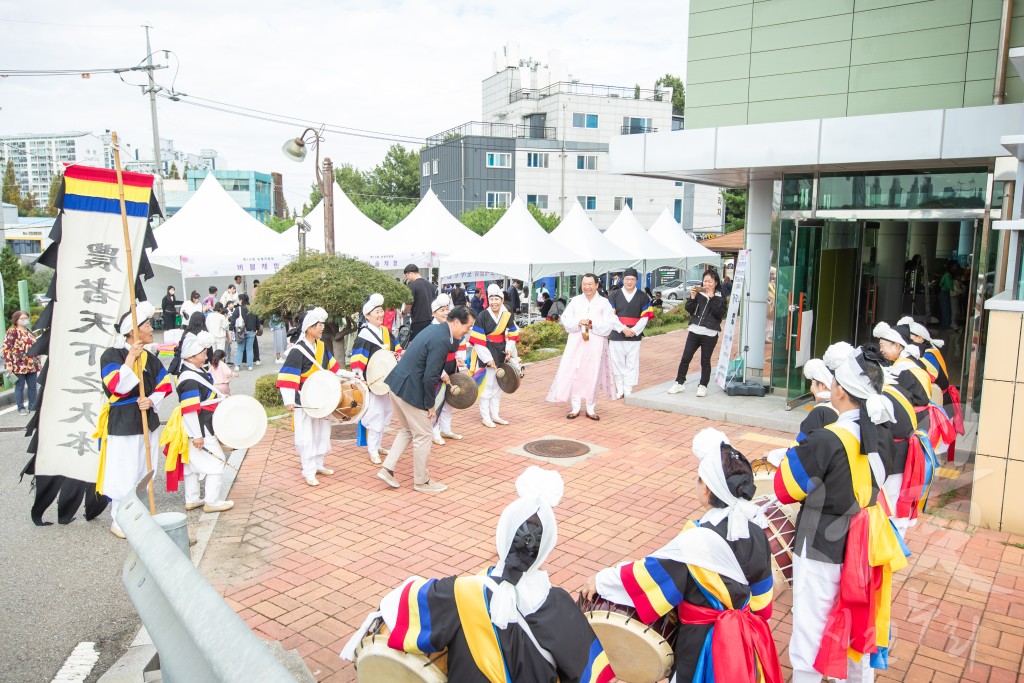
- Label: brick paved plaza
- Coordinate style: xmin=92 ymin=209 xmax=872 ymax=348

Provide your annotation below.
xmin=199 ymin=330 xmax=1024 ymax=682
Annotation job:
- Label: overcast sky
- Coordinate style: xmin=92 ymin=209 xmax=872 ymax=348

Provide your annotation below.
xmin=1 ymin=0 xmax=689 ymax=210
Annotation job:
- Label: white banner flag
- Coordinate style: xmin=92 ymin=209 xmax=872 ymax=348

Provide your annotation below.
xmin=714 ymin=248 xmax=749 ymax=390
xmin=34 ymin=166 xmax=154 ymax=481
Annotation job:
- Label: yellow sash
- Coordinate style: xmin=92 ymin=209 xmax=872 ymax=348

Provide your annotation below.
xmin=453 ymin=576 xmax=509 ymax=683
xmin=160 ymin=406 xmax=189 ymax=474
xmin=882 ymin=386 xmax=918 ymax=431
xmin=94 ymin=351 xmax=148 ymax=494
xmin=469 ymin=310 xmax=511 ymax=374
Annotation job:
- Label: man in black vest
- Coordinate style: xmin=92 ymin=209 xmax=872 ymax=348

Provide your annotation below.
xmin=607 ymin=268 xmax=653 ymax=399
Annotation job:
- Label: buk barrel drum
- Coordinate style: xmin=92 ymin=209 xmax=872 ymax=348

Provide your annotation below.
xmin=495 ymin=359 xmax=524 ymax=394
xmin=756 ymin=496 xmax=797 ymax=589
xmin=750 ymin=456 xmax=778 ymax=499
xmin=366 ymin=351 xmax=398 ymax=397
xmin=211 ymin=395 xmax=268 ymax=450
xmin=577 ymin=594 xmax=675 ymax=683
xmin=335 ymin=378 xmax=369 ymax=423
xmin=300 ymin=371 xmax=342 ymax=419
xmin=353 ymin=617 xmax=447 ymax=683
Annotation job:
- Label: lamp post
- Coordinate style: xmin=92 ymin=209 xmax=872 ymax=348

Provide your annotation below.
xmin=282 ymin=128 xmax=334 ymax=254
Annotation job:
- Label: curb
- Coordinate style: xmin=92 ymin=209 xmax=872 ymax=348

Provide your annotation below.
xmin=96 ymin=446 xmax=248 ymax=683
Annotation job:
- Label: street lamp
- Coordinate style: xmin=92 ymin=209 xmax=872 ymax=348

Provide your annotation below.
xmin=282 ymin=127 xmax=334 ymax=254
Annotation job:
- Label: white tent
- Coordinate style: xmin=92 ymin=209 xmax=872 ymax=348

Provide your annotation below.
xmin=603 ymin=205 xmax=686 ymax=269
xmin=550 ymin=202 xmax=637 ymax=273
xmin=384 ymin=188 xmax=481 ymax=263
xmin=150 ymin=174 xmax=287 ymax=278
xmin=278 ymin=183 xmax=425 ymax=270
xmin=647 ymin=208 xmax=721 ymax=268
xmin=438 ymin=197 xmax=589 ymax=282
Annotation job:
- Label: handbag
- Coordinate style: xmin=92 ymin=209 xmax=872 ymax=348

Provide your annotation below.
xmin=256 ymin=324 xmax=264 ymax=337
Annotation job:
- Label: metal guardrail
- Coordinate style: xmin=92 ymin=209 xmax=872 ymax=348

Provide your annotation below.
xmin=425 ymin=121 xmax=557 ymax=145
xmin=117 ymin=473 xmax=295 ymax=683
xmin=620 ymin=125 xmax=658 ymax=135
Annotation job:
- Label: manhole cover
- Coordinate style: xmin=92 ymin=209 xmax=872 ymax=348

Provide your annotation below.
xmin=331 ymin=423 xmax=358 ymax=440
xmin=522 ymin=439 xmax=590 ymax=458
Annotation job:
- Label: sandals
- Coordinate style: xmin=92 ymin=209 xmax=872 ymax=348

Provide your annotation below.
xmin=566 ymin=411 xmax=580 ymax=419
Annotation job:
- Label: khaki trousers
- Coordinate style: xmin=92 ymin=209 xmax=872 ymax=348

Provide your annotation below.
xmin=383 ymin=393 xmax=433 ymax=485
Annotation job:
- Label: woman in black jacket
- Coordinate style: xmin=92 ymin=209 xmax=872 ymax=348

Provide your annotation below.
xmin=668 ymin=269 xmax=727 ymax=397
xmin=160 ymin=286 xmax=180 ymax=332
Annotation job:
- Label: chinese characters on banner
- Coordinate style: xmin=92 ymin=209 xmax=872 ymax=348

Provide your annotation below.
xmin=35 ymin=166 xmax=154 ymax=482
xmin=714 ymin=248 xmax=749 ymax=390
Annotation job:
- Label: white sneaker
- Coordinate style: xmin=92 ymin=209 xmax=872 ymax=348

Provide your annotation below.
xmin=370 ymin=450 xmax=382 ymax=465
xmin=233 ymin=365 xmax=241 ymax=372
xmin=377 ymin=468 xmax=400 ymax=488
xmin=667 ymin=382 xmax=685 ymax=394
xmin=275 ymin=358 xmax=284 ymax=364
xmin=433 ymin=436 xmax=446 ymax=446
xmin=624 ymin=387 xmax=632 ymax=397
xmin=482 ymin=418 xmax=496 ymax=429
xmin=255 ymin=360 xmax=262 ymax=366
xmin=304 ymin=476 xmax=320 ymax=487
xmin=316 ymin=467 xmax=334 ymax=475
xmin=696 ymin=385 xmax=707 ymax=397
xmin=203 ymin=500 xmax=235 ymax=513
xmin=110 ymin=522 xmax=126 ymax=539
xmin=441 ymin=432 xmax=462 ymax=440
xmin=492 ymin=416 xmax=509 ymax=425
xmin=184 ymin=501 xmax=204 ymax=511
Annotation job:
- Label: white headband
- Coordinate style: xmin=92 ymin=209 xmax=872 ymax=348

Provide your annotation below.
xmin=431 ymin=293 xmax=451 ymax=312
xmin=833 ymin=355 xmax=895 ymax=425
xmin=897 ymin=316 xmax=943 ymax=348
xmin=118 ymin=301 xmax=156 ymax=335
xmin=490 ymin=467 xmax=563 ymax=628
xmin=180 ymin=331 xmax=213 ymax=359
xmin=873 ymin=321 xmax=919 ymax=358
xmin=487 ymin=284 xmax=503 ymax=299
xmin=803 ymin=358 xmax=833 ymax=391
xmin=692 ymin=428 xmax=766 ymax=541
xmin=362 ymin=293 xmax=384 ymax=317
xmin=302 ymin=307 xmax=328 ymax=333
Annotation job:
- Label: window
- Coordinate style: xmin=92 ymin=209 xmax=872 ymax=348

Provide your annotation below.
xmin=577 ymin=195 xmax=597 ymax=210
xmin=622 ymin=116 xmax=654 ymax=134
xmin=576 ymin=155 xmax=598 ymax=171
xmin=432 ymin=159 xmax=439 ymax=175
xmin=7 ymin=239 xmax=40 ymax=255
xmin=526 ymin=152 xmax=549 ymax=168
xmin=486 ymin=152 xmax=511 ymax=168
xmin=422 ymin=162 xmax=431 ymax=177
xmin=614 ymin=197 xmax=633 ymax=210
xmin=486 ymin=191 xmax=511 ymax=209
xmin=572 ymin=113 xmax=599 ymax=129
xmin=674 ymin=198 xmax=682 ymax=223
xmin=527 ymin=194 xmax=549 ymax=209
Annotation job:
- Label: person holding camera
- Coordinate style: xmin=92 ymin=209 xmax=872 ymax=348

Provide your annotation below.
xmin=667 ymin=269 xmax=727 ymax=398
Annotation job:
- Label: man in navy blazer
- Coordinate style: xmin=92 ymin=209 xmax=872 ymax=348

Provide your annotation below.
xmin=378 ymin=306 xmax=475 ymax=492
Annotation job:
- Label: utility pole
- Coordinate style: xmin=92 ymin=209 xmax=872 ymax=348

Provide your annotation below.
xmin=143 ymin=25 xmax=166 ymax=213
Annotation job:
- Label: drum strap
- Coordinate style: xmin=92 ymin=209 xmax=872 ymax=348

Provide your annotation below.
xmin=293 ymin=341 xmax=328 ymax=373
xmin=178 ymin=368 xmax=223 ymax=405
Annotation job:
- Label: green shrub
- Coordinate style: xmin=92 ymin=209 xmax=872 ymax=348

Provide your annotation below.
xmin=517 ymin=320 xmax=568 ymax=355
xmin=254 ymin=373 xmax=282 ymax=407
xmin=646 ymin=306 xmax=689 ymax=336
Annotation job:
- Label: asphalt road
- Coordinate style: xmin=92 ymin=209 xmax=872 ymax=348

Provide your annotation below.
xmin=0 ymin=358 xmax=279 ymax=682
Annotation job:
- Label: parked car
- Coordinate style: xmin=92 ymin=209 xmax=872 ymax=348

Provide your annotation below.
xmin=661 ymin=280 xmax=703 ymax=300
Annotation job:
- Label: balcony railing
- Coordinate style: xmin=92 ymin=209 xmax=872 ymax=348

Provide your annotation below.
xmin=620 ymin=125 xmax=658 ymax=135
xmin=426 ymin=121 xmax=558 ymax=146
xmin=509 ymin=81 xmax=672 ymax=104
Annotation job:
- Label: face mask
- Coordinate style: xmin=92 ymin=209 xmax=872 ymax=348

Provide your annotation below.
xmin=18 ymin=318 xmax=29 ymax=327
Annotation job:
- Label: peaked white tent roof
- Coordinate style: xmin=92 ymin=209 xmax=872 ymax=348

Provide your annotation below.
xmin=550 ymin=202 xmax=637 ymax=273
xmin=384 ymin=188 xmax=481 ymax=258
xmin=279 ymin=182 xmax=391 ymax=256
xmin=438 ymin=197 xmax=589 ymax=281
xmin=603 ymin=205 xmax=686 ymax=269
xmin=647 ymin=208 xmax=721 ymax=267
xmin=151 ymin=174 xmax=286 ymax=276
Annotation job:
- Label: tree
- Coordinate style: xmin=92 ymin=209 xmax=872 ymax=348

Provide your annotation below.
xmin=0 ymin=246 xmax=32 ymax=319
xmin=459 ymin=203 xmax=561 ymax=236
xmin=18 ymin=190 xmax=36 ymax=217
xmin=2 ymin=160 xmax=21 ymax=207
xmin=168 ymin=162 xmax=180 ymax=180
xmin=250 ymin=252 xmax=410 ymax=360
xmin=722 ymin=188 xmax=746 ymax=233
xmin=264 ymin=215 xmax=294 ymax=233
xmin=334 ymin=163 xmax=372 ymax=203
xmin=301 ymin=181 xmax=321 ymax=216
xmin=46 ymin=173 xmax=63 ymax=216
xmin=359 ymin=199 xmax=415 ymax=229
xmin=367 ymin=145 xmax=420 ymax=203
xmin=655 ymin=74 xmax=686 ymax=116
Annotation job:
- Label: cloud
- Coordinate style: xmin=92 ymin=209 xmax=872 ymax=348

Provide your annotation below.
xmin=1 ymin=0 xmax=689 ymax=208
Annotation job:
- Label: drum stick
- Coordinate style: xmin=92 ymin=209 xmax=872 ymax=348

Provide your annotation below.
xmin=199 ymin=445 xmax=240 ymax=472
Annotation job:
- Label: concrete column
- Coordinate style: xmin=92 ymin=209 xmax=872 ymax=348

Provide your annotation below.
xmin=875 ymin=221 xmax=908 ymax=323
xmin=742 ymin=178 xmax=774 ymax=373
xmin=935 ymin=221 xmax=959 ymax=262
xmin=957 ymin=220 xmax=974 ymax=259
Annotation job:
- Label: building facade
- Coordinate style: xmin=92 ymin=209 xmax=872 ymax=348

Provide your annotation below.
xmin=122 ymin=137 xmax=219 ymax=177
xmin=0 ymin=132 xmax=104 ymax=207
xmin=164 ymin=169 xmax=276 ymax=223
xmin=612 ymin=0 xmax=1024 ymax=534
xmin=421 ymin=57 xmax=724 ymax=232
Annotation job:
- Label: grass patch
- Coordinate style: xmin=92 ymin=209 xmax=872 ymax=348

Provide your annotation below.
xmin=522 ymin=348 xmax=563 ymax=363
xmin=645 ymin=321 xmax=688 ymax=336
xmin=1005 ymin=541 xmax=1024 ymax=550
xmin=933 ymin=487 xmax=959 ymax=510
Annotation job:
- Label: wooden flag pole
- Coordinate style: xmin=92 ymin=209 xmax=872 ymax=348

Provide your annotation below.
xmin=111 ymin=131 xmax=156 ymax=515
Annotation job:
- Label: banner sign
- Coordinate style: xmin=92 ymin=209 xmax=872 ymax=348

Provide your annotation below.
xmin=179 ymin=254 xmax=285 ymax=279
xmin=714 ymin=248 xmax=749 ymax=390
xmin=34 ymin=166 xmax=155 ymax=481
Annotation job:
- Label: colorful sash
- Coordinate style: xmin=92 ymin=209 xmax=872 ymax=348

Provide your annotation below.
xmin=453 ymin=576 xmax=511 ymax=683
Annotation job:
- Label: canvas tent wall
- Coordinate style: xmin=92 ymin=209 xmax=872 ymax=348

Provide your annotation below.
xmin=647 ymin=207 xmax=721 ymax=271
xmin=550 ymin=202 xmax=637 ymax=274
xmin=384 ymin=188 xmax=481 ymax=264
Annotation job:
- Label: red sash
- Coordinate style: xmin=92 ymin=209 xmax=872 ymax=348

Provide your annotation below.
xmin=678 ymin=601 xmax=783 ymax=683
xmin=914 ymin=404 xmax=955 ymax=448
xmin=894 ymin=436 xmax=926 ymax=520
xmin=944 ymin=385 xmax=965 ymax=435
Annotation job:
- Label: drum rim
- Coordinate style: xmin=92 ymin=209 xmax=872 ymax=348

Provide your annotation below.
xmin=211 ymin=395 xmax=268 ymax=449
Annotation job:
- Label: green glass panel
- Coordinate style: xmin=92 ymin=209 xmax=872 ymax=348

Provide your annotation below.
xmin=747 ymin=94 xmax=848 ymax=123
xmin=966 ymin=49 xmax=997 ymax=80
xmin=817 ymin=169 xmax=988 ymax=210
xmin=851 ymin=0 xmax=971 ymax=40
xmin=748 ymin=68 xmax=850 ymax=101
xmin=688 ymin=54 xmax=751 ymax=85
xmin=770 ymin=220 xmax=796 ymax=391
xmin=782 ymin=174 xmax=814 ymax=211
xmin=968 ymin=19 xmax=1000 ymax=51
xmin=850 ymin=24 xmax=969 ymax=65
xmin=684 ymin=104 xmax=749 ymax=129
xmin=690 ymin=4 xmax=752 ymax=37
xmin=689 ymin=29 xmax=753 ymax=61
xmin=690 ymin=0 xmax=751 ymax=13
xmin=848 ymin=53 xmax=967 ymax=92
xmin=752 ymin=0 xmax=853 ymax=27
xmin=846 ymin=82 xmax=965 ymax=115
xmin=688 ymin=78 xmax=751 ymax=107
xmin=964 ymin=79 xmax=996 ymax=106
xmin=750 ymin=40 xmax=851 ymax=77
xmin=752 ymin=14 xmax=854 ymax=52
